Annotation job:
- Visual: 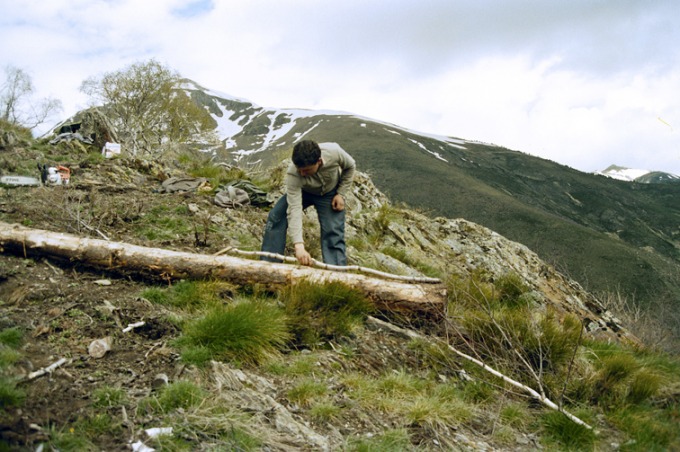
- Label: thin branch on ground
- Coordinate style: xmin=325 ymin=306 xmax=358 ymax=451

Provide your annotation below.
xmin=367 ymin=316 xmax=594 ymax=430
xmin=214 ymin=246 xmax=442 ymax=284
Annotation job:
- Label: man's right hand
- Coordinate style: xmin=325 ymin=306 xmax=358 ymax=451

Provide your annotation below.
xmin=294 ymin=243 xmax=313 ymax=266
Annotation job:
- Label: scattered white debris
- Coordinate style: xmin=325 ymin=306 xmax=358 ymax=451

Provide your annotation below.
xmin=122 ymin=321 xmax=145 ymax=333
xmin=131 ymin=440 xmax=155 ymax=452
xmin=88 ymin=337 xmax=112 ymax=358
xmin=145 ymin=427 xmax=173 ymax=438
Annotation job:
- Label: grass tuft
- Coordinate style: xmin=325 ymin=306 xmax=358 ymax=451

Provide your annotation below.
xmin=177 ymin=298 xmax=290 ymax=365
xmin=348 ymin=428 xmax=413 ymax=451
xmin=542 ymin=410 xmax=597 ymax=450
xmin=142 ymin=279 xmax=234 ymax=312
xmin=91 ymin=386 xmax=127 ymax=408
xmin=156 ymin=380 xmax=207 ymax=412
xmin=0 ymin=328 xmax=23 ymax=349
xmin=287 ymin=379 xmax=328 ymax=407
xmin=280 ymin=280 xmax=373 ymax=346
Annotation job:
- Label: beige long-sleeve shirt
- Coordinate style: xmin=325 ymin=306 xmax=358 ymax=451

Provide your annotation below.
xmin=285 ymin=142 xmax=356 ymax=244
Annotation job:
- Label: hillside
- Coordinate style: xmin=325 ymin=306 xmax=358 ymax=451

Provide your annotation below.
xmin=177 ymin=83 xmax=680 ymax=345
xmin=0 ymin=124 xmax=679 ymax=450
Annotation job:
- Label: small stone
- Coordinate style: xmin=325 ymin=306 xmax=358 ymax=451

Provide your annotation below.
xmin=152 ymin=373 xmax=169 ymax=389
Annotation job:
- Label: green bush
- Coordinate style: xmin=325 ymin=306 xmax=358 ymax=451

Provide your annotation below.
xmin=0 ymin=328 xmax=23 ymax=349
xmin=495 ymin=272 xmax=530 ymax=307
xmin=0 ymin=377 xmax=25 ymax=408
xmin=626 ymin=369 xmax=662 ymax=404
xmin=177 ymin=298 xmax=290 ymax=365
xmin=541 ymin=410 xmax=597 ymax=450
xmin=0 ymin=327 xmax=25 ymax=408
xmin=280 ymin=280 xmax=373 ymax=346
xmin=141 ymin=280 xmax=233 ymax=312
xmin=91 ymin=386 xmax=127 ymax=408
xmin=156 ymin=380 xmax=206 ymax=412
xmin=348 ymin=428 xmax=412 ymax=451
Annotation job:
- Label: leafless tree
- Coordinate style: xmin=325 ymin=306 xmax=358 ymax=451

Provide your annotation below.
xmin=0 ymin=65 xmax=62 ymax=130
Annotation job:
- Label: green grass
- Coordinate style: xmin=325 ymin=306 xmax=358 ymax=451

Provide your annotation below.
xmin=139 ymin=380 xmax=207 ymax=415
xmin=0 ymin=377 xmax=25 ymax=408
xmin=176 ymin=298 xmax=290 ymax=365
xmin=610 ymin=405 xmax=680 ymax=451
xmin=134 ymin=205 xmax=193 ymax=242
xmin=263 ymin=352 xmax=318 ymax=377
xmin=309 ymin=401 xmax=342 ymax=422
xmin=74 ymin=413 xmax=122 ymax=437
xmin=379 ymin=245 xmax=441 ymax=278
xmin=287 ymin=379 xmax=328 ymax=406
xmin=91 ymin=385 xmax=127 ymax=408
xmin=280 ymin=280 xmax=373 ymax=346
xmin=45 ymin=424 xmax=97 ymax=451
xmin=451 ymin=272 xmax=584 ymax=394
xmin=0 ymin=328 xmax=23 ymax=349
xmin=0 ymin=327 xmax=25 ymax=408
xmin=341 ymin=370 xmax=475 ymax=430
xmin=142 ymin=279 xmax=234 ymax=312
xmin=541 ymin=410 xmax=597 ymax=450
xmin=346 ymin=428 xmax=413 ymax=451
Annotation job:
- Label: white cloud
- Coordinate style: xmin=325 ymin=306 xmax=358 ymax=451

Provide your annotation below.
xmin=1 ymin=0 xmax=679 ymax=173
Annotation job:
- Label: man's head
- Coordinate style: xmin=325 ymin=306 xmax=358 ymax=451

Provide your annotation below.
xmin=292 ymin=140 xmax=322 ymax=177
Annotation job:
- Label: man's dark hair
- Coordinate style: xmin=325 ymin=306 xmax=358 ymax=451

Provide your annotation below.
xmin=292 ymin=140 xmax=321 ymax=168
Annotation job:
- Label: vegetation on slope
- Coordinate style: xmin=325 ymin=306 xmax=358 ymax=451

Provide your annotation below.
xmin=241 ymin=115 xmax=680 ymax=349
xmin=0 ymin=122 xmax=678 ymax=450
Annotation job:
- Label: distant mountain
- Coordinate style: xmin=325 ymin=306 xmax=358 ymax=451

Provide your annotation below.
xmin=596 ymin=164 xmax=680 ymax=184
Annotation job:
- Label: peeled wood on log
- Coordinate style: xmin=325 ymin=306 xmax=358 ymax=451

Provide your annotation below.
xmin=0 ymin=221 xmax=446 ymax=321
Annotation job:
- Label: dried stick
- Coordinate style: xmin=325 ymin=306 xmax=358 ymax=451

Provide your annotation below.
xmin=214 ymin=247 xmax=441 ymax=284
xmin=367 ymin=316 xmax=593 ymax=430
xmin=26 ymin=357 xmax=69 ymax=380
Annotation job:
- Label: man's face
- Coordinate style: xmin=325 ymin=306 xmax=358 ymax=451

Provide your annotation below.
xmin=297 ymin=159 xmax=322 ymax=177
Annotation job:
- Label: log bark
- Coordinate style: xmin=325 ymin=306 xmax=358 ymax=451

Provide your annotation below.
xmin=0 ymin=221 xmax=446 ymax=321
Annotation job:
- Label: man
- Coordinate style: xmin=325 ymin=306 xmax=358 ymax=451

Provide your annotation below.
xmin=261 ymin=140 xmax=356 ymax=266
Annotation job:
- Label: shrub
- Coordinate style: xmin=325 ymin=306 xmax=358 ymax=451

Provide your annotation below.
xmin=287 ymin=379 xmax=328 ymax=407
xmin=0 ymin=377 xmax=25 ymax=408
xmin=0 ymin=327 xmax=25 ymax=408
xmin=280 ymin=280 xmax=373 ymax=346
xmin=155 ymin=380 xmax=206 ymax=412
xmin=0 ymin=328 xmax=23 ymax=349
xmin=495 ymin=272 xmax=530 ymax=307
xmin=142 ymin=280 xmax=234 ymax=312
xmin=348 ymin=428 xmax=412 ymax=451
xmin=92 ymin=386 xmax=127 ymax=408
xmin=177 ymin=298 xmax=289 ymax=365
xmin=541 ymin=410 xmax=597 ymax=450
xmin=626 ymin=369 xmax=662 ymax=404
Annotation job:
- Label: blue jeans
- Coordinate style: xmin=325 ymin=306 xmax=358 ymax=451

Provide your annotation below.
xmin=261 ymin=190 xmax=347 ymax=265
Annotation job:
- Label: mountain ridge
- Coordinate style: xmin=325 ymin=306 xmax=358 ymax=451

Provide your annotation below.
xmin=596 ymin=164 xmax=680 ymax=183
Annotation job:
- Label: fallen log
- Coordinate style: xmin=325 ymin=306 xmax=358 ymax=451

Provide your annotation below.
xmin=0 ymin=221 xmax=447 ymax=321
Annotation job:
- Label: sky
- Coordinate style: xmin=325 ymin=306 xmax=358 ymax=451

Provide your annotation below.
xmin=1 ymin=0 xmax=679 ymax=175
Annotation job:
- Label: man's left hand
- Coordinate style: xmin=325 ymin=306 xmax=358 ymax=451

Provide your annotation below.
xmin=331 ymin=194 xmax=345 ymax=211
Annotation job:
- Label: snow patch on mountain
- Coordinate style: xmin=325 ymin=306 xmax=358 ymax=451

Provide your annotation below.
xmin=408 ymin=138 xmax=448 ymax=162
xmin=595 ymin=164 xmax=680 ymax=183
xmin=192 ymin=82 xmax=476 ymax=158
xmin=596 ymin=165 xmax=650 ymax=182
